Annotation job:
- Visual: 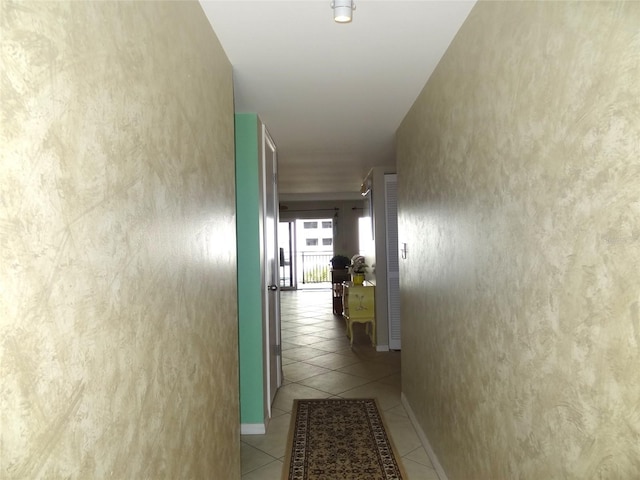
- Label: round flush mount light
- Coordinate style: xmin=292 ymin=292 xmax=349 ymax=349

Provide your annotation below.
xmin=331 ymin=0 xmax=355 ymax=23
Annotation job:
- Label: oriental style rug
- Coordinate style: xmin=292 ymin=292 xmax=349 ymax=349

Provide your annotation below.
xmin=283 ymin=398 xmax=406 ymax=480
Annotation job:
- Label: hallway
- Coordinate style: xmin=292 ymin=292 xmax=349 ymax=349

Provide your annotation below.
xmin=240 ymin=289 xmax=439 ymax=479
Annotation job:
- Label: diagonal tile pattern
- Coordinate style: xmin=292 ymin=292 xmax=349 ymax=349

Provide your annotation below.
xmin=241 ymin=289 xmax=439 ymax=480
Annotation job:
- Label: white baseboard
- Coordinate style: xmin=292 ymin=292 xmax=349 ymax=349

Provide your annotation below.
xmin=376 ymin=344 xmax=389 ymax=352
xmin=240 ymin=423 xmax=266 ymax=435
xmin=401 ymin=392 xmax=448 ymax=480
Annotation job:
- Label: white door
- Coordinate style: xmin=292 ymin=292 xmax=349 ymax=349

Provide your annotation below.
xmin=262 ymin=124 xmax=282 ymax=414
xmin=385 ymin=174 xmax=401 ymax=350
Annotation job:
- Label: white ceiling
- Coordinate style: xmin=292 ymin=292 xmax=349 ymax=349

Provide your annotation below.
xmin=200 ymin=0 xmax=476 ymax=200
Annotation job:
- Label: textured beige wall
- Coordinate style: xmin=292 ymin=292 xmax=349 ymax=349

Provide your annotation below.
xmin=397 ymin=2 xmax=640 ymax=479
xmin=1 ymin=1 xmax=239 ymax=478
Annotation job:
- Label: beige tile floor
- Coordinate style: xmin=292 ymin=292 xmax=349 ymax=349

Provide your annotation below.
xmin=241 ymin=288 xmax=440 ymax=480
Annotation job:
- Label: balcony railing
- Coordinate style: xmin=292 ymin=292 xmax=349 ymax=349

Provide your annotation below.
xmin=300 ymin=251 xmax=332 ymax=284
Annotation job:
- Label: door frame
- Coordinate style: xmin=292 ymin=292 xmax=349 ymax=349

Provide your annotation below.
xmin=261 ymin=123 xmax=282 ymax=418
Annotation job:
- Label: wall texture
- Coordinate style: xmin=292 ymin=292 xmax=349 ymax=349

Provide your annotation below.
xmin=1 ymin=1 xmax=239 ymax=478
xmin=397 ymin=2 xmax=640 ymax=479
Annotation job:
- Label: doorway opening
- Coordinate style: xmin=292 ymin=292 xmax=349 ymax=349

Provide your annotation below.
xmin=278 ymin=221 xmax=295 ymax=290
xmin=279 ymin=217 xmax=334 ymax=290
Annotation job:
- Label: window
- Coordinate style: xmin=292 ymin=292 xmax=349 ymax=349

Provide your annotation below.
xmin=306 ymin=238 xmax=318 ymax=246
xmin=303 ymin=221 xmax=318 ymax=229
xmin=322 ymin=221 xmax=332 ymax=229
xmin=359 ymin=216 xmax=374 ymax=254
xmin=322 ymin=238 xmax=332 ymax=246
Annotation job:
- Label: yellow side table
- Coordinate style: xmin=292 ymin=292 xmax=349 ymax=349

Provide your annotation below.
xmin=342 ymin=282 xmax=375 ymax=347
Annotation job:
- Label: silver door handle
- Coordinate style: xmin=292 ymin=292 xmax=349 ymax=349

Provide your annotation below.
xmin=268 ymin=285 xmax=279 ymax=291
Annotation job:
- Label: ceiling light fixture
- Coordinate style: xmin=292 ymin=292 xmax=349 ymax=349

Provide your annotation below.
xmin=331 ymin=0 xmax=355 ymax=23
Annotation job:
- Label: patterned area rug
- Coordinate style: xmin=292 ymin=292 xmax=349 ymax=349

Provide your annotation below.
xmin=283 ymin=398 xmax=406 ymax=480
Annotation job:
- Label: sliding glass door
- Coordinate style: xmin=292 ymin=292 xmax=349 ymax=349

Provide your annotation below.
xmin=278 ymin=221 xmax=296 ymax=290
